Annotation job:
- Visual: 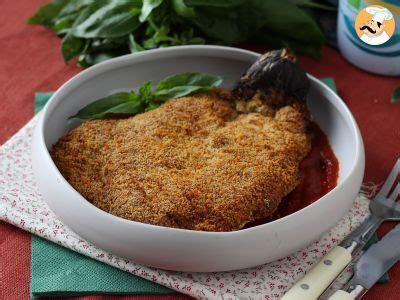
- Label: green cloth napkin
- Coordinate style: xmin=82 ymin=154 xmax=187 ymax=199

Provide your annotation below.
xmin=31 ymin=236 xmax=175 ymax=297
xmin=30 ymin=93 xmax=175 ymax=297
xmin=30 ymin=79 xmax=387 ymax=297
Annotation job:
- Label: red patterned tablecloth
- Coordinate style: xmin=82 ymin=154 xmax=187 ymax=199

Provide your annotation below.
xmin=1 ymin=1 xmax=399 ymax=299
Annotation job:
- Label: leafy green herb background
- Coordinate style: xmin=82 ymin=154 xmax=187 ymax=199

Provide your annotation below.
xmin=28 ymin=0 xmax=335 ymax=67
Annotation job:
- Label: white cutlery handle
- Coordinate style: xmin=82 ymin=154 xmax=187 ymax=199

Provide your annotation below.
xmin=329 ymin=290 xmax=354 ymax=300
xmin=281 ymin=246 xmax=352 ymax=300
xmin=329 ymin=285 xmax=367 ymax=300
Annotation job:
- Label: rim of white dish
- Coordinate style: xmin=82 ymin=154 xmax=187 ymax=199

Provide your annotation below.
xmin=37 ymin=45 xmax=364 ymax=236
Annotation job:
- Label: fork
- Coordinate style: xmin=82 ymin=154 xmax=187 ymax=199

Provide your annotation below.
xmin=282 ymin=159 xmax=400 ymax=300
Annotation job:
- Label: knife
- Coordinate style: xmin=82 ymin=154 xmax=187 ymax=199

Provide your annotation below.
xmin=329 ymin=224 xmax=400 ymax=300
xmin=282 ymin=159 xmax=400 ymax=300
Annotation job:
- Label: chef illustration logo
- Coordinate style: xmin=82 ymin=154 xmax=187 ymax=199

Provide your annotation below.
xmin=355 ymin=5 xmax=395 ymax=46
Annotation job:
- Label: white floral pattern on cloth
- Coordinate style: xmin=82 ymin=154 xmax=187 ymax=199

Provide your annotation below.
xmin=0 ymin=115 xmax=370 ymax=299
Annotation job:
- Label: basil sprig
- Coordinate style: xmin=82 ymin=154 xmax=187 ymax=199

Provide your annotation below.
xmin=70 ymin=72 xmax=222 ymax=120
xmin=391 ymin=84 xmax=400 ymax=104
xmin=28 ymin=0 xmax=330 ymax=67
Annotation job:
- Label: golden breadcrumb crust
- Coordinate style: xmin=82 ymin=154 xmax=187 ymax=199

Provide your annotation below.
xmin=51 ymin=91 xmax=311 ymax=231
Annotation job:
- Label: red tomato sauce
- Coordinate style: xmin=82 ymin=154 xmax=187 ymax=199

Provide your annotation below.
xmin=246 ymin=121 xmax=339 ymax=227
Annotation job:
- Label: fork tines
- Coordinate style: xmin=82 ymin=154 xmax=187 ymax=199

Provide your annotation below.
xmin=376 ymin=159 xmax=400 ymax=201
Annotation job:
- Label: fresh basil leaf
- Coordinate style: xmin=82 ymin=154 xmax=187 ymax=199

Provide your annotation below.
xmin=188 ymin=37 xmax=205 ymax=44
xmin=142 ymin=38 xmax=157 ymax=49
xmin=145 ymin=22 xmax=156 ymax=36
xmin=139 ymin=81 xmax=154 ymax=103
xmin=52 ymin=13 xmax=79 ymax=34
xmin=145 ymin=102 xmax=160 ymax=112
xmin=140 ymin=0 xmax=163 ymax=22
xmin=61 ymin=7 xmax=93 ymax=61
xmin=289 ymin=0 xmax=336 ymax=11
xmin=183 ymin=0 xmax=324 ymax=48
xmin=154 ymin=85 xmax=213 ymax=101
xmin=253 ymin=0 xmax=324 ymax=45
xmin=78 ymin=52 xmax=119 ymax=67
xmin=184 ymin=0 xmax=245 ymax=7
xmin=90 ymin=37 xmax=129 ymax=51
xmin=155 ymin=72 xmax=222 ymax=101
xmin=28 ymin=0 xmax=69 ymax=25
xmin=72 ymin=0 xmax=142 ymax=38
xmin=58 ymin=0 xmax=98 ymax=17
xmin=128 ymin=34 xmax=144 ymax=52
xmin=143 ymin=36 xmax=172 ymax=49
xmin=62 ymin=34 xmax=85 ymax=61
xmin=53 ymin=0 xmax=98 ymax=34
xmin=77 ymin=54 xmax=93 ymax=68
xmin=94 ymin=100 xmax=146 ymax=118
xmin=156 ymin=72 xmax=223 ymax=91
xmin=142 ymin=24 xmax=176 ymax=49
xmin=391 ymin=84 xmax=400 ymax=104
xmin=172 ymin=0 xmax=196 ymax=18
xmin=187 ymin=8 xmax=244 ymax=44
xmin=70 ymin=92 xmax=143 ymax=119
xmin=182 ymin=1 xmax=267 ymax=44
xmin=171 ymin=28 xmax=205 ymax=45
xmin=255 ymin=31 xmax=321 ymax=58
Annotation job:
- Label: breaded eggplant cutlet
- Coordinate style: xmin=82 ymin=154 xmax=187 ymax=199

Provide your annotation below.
xmin=51 ymin=49 xmax=312 ymax=231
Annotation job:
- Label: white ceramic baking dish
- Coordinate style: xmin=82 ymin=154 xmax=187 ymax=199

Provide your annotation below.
xmin=32 ymin=46 xmax=365 ymax=272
